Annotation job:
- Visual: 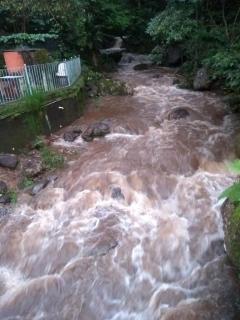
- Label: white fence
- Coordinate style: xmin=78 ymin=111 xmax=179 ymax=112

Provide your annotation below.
xmin=0 ymin=57 xmax=81 ymax=105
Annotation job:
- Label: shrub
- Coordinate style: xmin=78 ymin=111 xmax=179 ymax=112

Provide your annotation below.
xmin=204 ymin=49 xmax=240 ymax=92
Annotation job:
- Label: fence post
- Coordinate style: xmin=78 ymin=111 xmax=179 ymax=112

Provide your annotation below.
xmin=24 ymin=64 xmax=33 ymax=95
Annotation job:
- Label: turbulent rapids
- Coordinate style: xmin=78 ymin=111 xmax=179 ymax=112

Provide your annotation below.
xmin=0 ymin=58 xmax=239 ymax=319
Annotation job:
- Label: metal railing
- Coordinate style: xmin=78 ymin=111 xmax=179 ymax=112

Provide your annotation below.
xmin=0 ymin=57 xmax=81 ymax=105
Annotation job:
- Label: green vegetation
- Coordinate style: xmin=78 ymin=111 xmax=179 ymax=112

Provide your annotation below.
xmin=220 ymin=160 xmax=240 ymax=269
xmin=19 ymin=177 xmax=35 ymax=190
xmin=0 ymin=76 xmax=85 ymax=120
xmin=147 ymin=0 xmax=240 ymax=93
xmin=6 ymin=189 xmax=18 ymax=204
xmin=40 ymin=147 xmax=64 ymax=171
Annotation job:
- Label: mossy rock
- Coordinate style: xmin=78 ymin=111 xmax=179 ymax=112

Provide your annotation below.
xmin=223 ymin=95 xmax=240 ymax=113
xmin=221 ymin=199 xmax=240 ymax=269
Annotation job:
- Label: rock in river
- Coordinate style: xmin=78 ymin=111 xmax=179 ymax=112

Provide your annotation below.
xmin=82 ymin=121 xmax=110 ymax=142
xmin=167 ymin=108 xmax=190 ymax=120
xmin=31 ymin=179 xmax=50 ymax=196
xmin=193 ymin=67 xmax=210 ymax=91
xmin=111 ymin=187 xmax=125 ymax=200
xmin=0 ymin=181 xmax=8 ymax=195
xmin=0 ymin=194 xmax=11 ymax=205
xmin=21 ymin=152 xmax=44 ymax=178
xmin=63 ymin=128 xmax=82 ymax=142
xmin=0 ymin=154 xmax=18 ymax=169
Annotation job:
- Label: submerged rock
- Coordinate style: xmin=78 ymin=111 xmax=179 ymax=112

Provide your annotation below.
xmin=167 ymin=108 xmax=190 ymax=120
xmin=193 ymin=67 xmax=210 ymax=91
xmin=111 ymin=187 xmax=125 ymax=200
xmin=82 ymin=121 xmax=111 ymax=142
xmin=0 ymin=181 xmax=8 ymax=195
xmin=0 ymin=206 xmax=11 ymax=218
xmin=0 ymin=154 xmax=18 ymax=169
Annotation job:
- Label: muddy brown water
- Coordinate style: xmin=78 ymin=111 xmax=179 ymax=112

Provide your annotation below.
xmin=0 ymin=62 xmax=240 ymax=319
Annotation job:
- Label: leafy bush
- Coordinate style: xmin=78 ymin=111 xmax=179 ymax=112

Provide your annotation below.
xmin=204 ymin=49 xmax=240 ymax=92
xmin=147 ymin=6 xmax=197 ymax=45
xmin=220 ymin=160 xmax=240 ymax=202
xmin=0 ymin=33 xmax=57 ymax=48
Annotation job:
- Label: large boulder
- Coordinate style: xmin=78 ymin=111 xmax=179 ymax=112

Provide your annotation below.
xmin=0 ymin=154 xmax=18 ymax=169
xmin=82 ymin=121 xmax=111 ymax=142
xmin=193 ymin=68 xmax=210 ymax=91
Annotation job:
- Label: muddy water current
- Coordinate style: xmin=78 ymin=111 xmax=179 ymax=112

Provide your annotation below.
xmin=0 ymin=62 xmax=240 ymax=319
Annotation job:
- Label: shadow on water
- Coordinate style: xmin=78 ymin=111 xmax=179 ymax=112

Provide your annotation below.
xmin=0 ymin=97 xmax=84 ymax=153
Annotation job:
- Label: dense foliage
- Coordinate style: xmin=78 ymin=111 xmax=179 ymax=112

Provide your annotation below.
xmin=0 ymin=0 xmax=240 ymax=91
xmin=147 ymin=0 xmax=240 ymax=92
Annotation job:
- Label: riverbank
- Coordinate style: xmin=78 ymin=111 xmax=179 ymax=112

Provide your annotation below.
xmin=0 ymin=62 xmax=239 ymax=319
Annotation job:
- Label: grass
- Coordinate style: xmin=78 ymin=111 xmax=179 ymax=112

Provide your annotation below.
xmin=40 ymin=146 xmax=64 ymax=170
xmin=6 ymin=189 xmax=18 ymax=204
xmin=19 ymin=177 xmax=35 ymax=190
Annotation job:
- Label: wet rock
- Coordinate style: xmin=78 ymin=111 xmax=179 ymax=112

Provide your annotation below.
xmin=0 ymin=154 xmax=18 ymax=169
xmin=172 ymin=78 xmax=180 ymax=85
xmin=0 ymin=181 xmax=8 ymax=195
xmin=120 ymin=53 xmax=135 ymax=64
xmin=86 ymin=83 xmax=98 ymax=97
xmin=21 ymin=153 xmax=44 ymax=178
xmin=0 ymin=206 xmax=11 ymax=218
xmin=167 ymin=45 xmax=183 ymax=66
xmin=193 ymin=67 xmax=210 ymax=91
xmin=63 ymin=129 xmax=82 ymax=142
xmin=31 ymin=179 xmax=50 ymax=196
xmin=167 ymin=108 xmax=190 ymax=120
xmin=133 ymin=63 xmax=152 ymax=71
xmin=0 ymin=194 xmax=11 ymax=204
xmin=111 ymin=187 xmax=125 ymax=200
xmin=82 ymin=121 xmax=111 ymax=142
xmin=223 ymin=95 xmax=240 ymax=113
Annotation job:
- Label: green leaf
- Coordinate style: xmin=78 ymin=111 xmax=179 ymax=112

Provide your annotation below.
xmin=228 ymin=160 xmax=240 ymax=173
xmin=220 ymin=183 xmax=240 ymax=202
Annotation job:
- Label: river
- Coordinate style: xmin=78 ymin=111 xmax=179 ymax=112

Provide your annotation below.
xmin=0 ymin=59 xmax=239 ymax=319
